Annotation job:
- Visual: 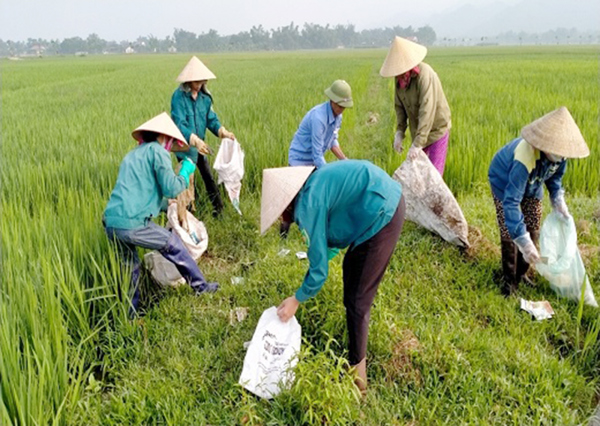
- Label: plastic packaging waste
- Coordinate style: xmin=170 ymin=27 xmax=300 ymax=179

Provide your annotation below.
xmin=213 ymin=138 xmax=244 ymax=214
xmin=239 ymin=307 xmax=301 ymax=399
xmin=536 ymin=212 xmax=597 ymax=307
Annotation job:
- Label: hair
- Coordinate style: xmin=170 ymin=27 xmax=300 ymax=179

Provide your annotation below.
xmin=140 ymin=131 xmax=160 ymax=143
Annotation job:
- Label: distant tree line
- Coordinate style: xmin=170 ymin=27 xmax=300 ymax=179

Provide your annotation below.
xmin=0 ymin=23 xmax=437 ymax=56
xmin=437 ymin=28 xmax=600 ymax=47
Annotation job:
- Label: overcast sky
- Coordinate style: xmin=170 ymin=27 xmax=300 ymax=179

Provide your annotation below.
xmin=1 ymin=0 xmax=530 ymax=41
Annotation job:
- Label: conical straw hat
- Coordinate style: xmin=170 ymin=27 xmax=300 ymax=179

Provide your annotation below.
xmin=131 ymin=112 xmax=187 ymax=145
xmin=260 ymin=166 xmax=315 ymax=235
xmin=521 ymin=107 xmax=589 ymax=158
xmin=380 ymin=36 xmax=428 ymax=77
xmin=176 ymin=56 xmax=216 ymax=82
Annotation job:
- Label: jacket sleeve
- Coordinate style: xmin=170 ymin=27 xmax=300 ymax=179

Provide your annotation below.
xmin=153 ymin=148 xmax=188 ymax=199
xmin=503 ymin=162 xmax=530 ymax=240
xmin=295 ymin=205 xmax=329 ymax=302
xmin=310 ymin=116 xmax=328 ymax=168
xmin=171 ymin=91 xmax=193 ymax=143
xmin=545 ymin=160 xmax=567 ymax=202
xmin=413 ymin=72 xmax=437 ymax=148
xmin=394 ymin=88 xmax=408 ymax=136
xmin=206 ymin=99 xmax=222 ymax=137
xmin=331 ymin=117 xmax=341 ymax=148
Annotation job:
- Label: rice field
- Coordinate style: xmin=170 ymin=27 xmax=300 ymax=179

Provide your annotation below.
xmin=1 ymin=46 xmax=599 ymax=425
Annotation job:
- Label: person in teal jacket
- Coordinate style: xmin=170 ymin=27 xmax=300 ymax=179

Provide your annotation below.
xmin=260 ymin=160 xmax=406 ymax=394
xmin=171 ymin=56 xmax=236 ymax=216
xmin=104 ymin=112 xmax=218 ymax=317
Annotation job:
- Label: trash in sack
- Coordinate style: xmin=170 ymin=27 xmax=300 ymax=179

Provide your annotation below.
xmin=520 ymin=298 xmax=555 ymax=321
xmin=143 ymin=251 xmax=186 ymax=287
xmin=229 ymin=307 xmax=249 ymax=325
xmin=213 ymin=138 xmax=244 ymax=215
xmin=278 ymin=248 xmax=290 ymax=257
xmin=296 ymin=251 xmax=307 ymax=260
xmin=392 ymin=150 xmax=469 ymax=247
xmin=536 ymin=212 xmax=598 ymax=307
xmin=239 ymin=307 xmax=302 ymax=399
xmin=167 ymin=203 xmax=208 ymax=261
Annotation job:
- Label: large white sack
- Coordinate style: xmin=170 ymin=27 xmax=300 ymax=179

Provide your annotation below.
xmin=392 ymin=150 xmax=469 ymax=247
xmin=536 ymin=212 xmax=597 ymax=307
xmin=167 ymin=203 xmax=208 ymax=261
xmin=213 ymin=138 xmax=244 ymax=214
xmin=239 ymin=307 xmax=301 ymax=399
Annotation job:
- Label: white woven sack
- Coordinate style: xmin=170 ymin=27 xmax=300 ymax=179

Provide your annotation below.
xmin=392 ymin=150 xmax=469 ymax=247
xmin=213 ymin=138 xmax=244 ymax=214
xmin=167 ymin=204 xmax=208 ymax=261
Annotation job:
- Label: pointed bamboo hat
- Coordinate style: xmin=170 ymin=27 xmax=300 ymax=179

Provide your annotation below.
xmin=380 ymin=36 xmax=428 ymax=77
xmin=176 ymin=56 xmax=216 ymax=82
xmin=131 ymin=112 xmax=187 ymax=145
xmin=260 ymin=166 xmax=315 ymax=235
xmin=521 ymin=107 xmax=589 ymax=158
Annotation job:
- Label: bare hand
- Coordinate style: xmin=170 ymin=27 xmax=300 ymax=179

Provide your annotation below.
xmin=277 ymin=296 xmax=300 ymax=322
xmin=408 ymin=145 xmax=422 ymax=160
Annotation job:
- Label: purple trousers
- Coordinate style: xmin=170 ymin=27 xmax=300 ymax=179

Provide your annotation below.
xmin=423 ymin=131 xmax=449 ymax=176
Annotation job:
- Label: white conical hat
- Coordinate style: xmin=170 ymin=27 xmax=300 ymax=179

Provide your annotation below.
xmin=176 ymin=56 xmax=216 ymax=82
xmin=131 ymin=112 xmax=187 ymax=145
xmin=521 ymin=107 xmax=589 ymax=158
xmin=380 ymin=36 xmax=428 ymax=77
xmin=260 ymin=166 xmax=315 ymax=235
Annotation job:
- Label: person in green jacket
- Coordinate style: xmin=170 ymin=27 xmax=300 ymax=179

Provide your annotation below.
xmin=104 ymin=112 xmax=218 ymax=317
xmin=380 ymin=36 xmax=451 ymax=176
xmin=171 ymin=56 xmax=236 ymax=216
xmin=260 ymin=160 xmax=406 ymax=394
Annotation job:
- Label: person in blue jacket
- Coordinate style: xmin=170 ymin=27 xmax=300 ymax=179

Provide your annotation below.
xmin=104 ymin=113 xmax=218 ymax=317
xmin=488 ymin=107 xmax=589 ymax=295
xmin=260 ymin=160 xmax=406 ymax=394
xmin=171 ymin=56 xmax=236 ymax=216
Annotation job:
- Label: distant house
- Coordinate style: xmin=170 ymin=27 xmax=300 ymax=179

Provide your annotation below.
xmin=125 ymin=46 xmax=135 ymax=54
xmin=30 ymin=44 xmax=45 ymax=57
xmin=406 ymin=36 xmax=419 ymax=43
xmin=168 ymin=46 xmax=177 ymax=53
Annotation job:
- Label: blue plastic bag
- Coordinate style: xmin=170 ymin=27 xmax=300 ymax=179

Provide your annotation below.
xmin=536 ymin=212 xmax=597 ymax=307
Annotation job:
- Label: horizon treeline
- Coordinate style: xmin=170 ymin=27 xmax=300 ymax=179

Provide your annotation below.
xmin=1 ymin=23 xmax=436 ymax=56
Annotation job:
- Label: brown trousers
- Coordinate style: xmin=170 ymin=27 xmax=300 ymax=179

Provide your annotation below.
xmin=342 ymin=196 xmax=406 ymax=366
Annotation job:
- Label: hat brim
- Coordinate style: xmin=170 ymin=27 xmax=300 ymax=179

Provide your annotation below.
xmin=260 ymin=166 xmax=315 ymax=235
xmin=131 ymin=112 xmax=187 ymax=146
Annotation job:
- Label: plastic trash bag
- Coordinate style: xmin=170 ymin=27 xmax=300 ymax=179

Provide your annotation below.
xmin=143 ymin=251 xmax=185 ymax=287
xmin=536 ymin=211 xmax=597 ymax=307
xmin=239 ymin=307 xmax=301 ymax=399
xmin=167 ymin=203 xmax=208 ymax=261
xmin=392 ymin=150 xmax=469 ymax=247
xmin=213 ymin=138 xmax=244 ymax=214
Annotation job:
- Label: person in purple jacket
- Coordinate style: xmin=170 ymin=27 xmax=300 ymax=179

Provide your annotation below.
xmin=488 ymin=107 xmax=589 ymax=295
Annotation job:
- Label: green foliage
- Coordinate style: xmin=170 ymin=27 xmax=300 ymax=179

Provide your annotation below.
xmin=1 ymin=47 xmax=598 ymax=425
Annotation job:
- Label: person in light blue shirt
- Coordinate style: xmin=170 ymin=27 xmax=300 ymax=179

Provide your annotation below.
xmin=260 ymin=160 xmax=405 ymax=394
xmin=104 ymin=113 xmax=218 ymax=317
xmin=288 ymin=80 xmax=353 ymax=168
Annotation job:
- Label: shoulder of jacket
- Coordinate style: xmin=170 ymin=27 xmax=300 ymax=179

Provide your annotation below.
xmin=514 ymin=138 xmax=540 ymax=173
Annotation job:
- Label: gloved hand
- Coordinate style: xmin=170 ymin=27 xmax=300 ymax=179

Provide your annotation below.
xmin=514 ymin=233 xmax=541 ymax=265
xmin=393 ymin=131 xmax=404 ymax=153
xmin=178 ymin=158 xmax=196 ymax=187
xmin=190 ymin=133 xmax=210 ymax=155
xmin=218 ymin=126 xmax=236 ymax=140
xmin=407 ymin=145 xmax=422 ymax=160
xmin=551 ymin=192 xmax=571 ymax=221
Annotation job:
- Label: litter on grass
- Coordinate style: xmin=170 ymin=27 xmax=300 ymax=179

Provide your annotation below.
xmin=278 ymin=248 xmax=290 ymax=257
xmin=229 ymin=307 xmax=249 ymax=325
xmin=231 ymin=276 xmax=245 ymax=285
xmin=296 ymin=251 xmax=307 ymax=260
xmin=520 ymin=298 xmax=555 ymax=321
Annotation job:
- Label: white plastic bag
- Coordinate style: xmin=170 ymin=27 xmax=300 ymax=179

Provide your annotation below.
xmin=167 ymin=203 xmax=208 ymax=261
xmin=143 ymin=251 xmax=185 ymax=287
xmin=213 ymin=138 xmax=244 ymax=214
xmin=239 ymin=307 xmax=301 ymax=399
xmin=536 ymin=212 xmax=597 ymax=307
xmin=392 ymin=150 xmax=469 ymax=247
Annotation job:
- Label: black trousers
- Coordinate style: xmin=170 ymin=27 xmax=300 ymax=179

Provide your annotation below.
xmin=196 ymin=155 xmax=224 ymax=215
xmin=342 ymin=196 xmax=406 ymax=366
